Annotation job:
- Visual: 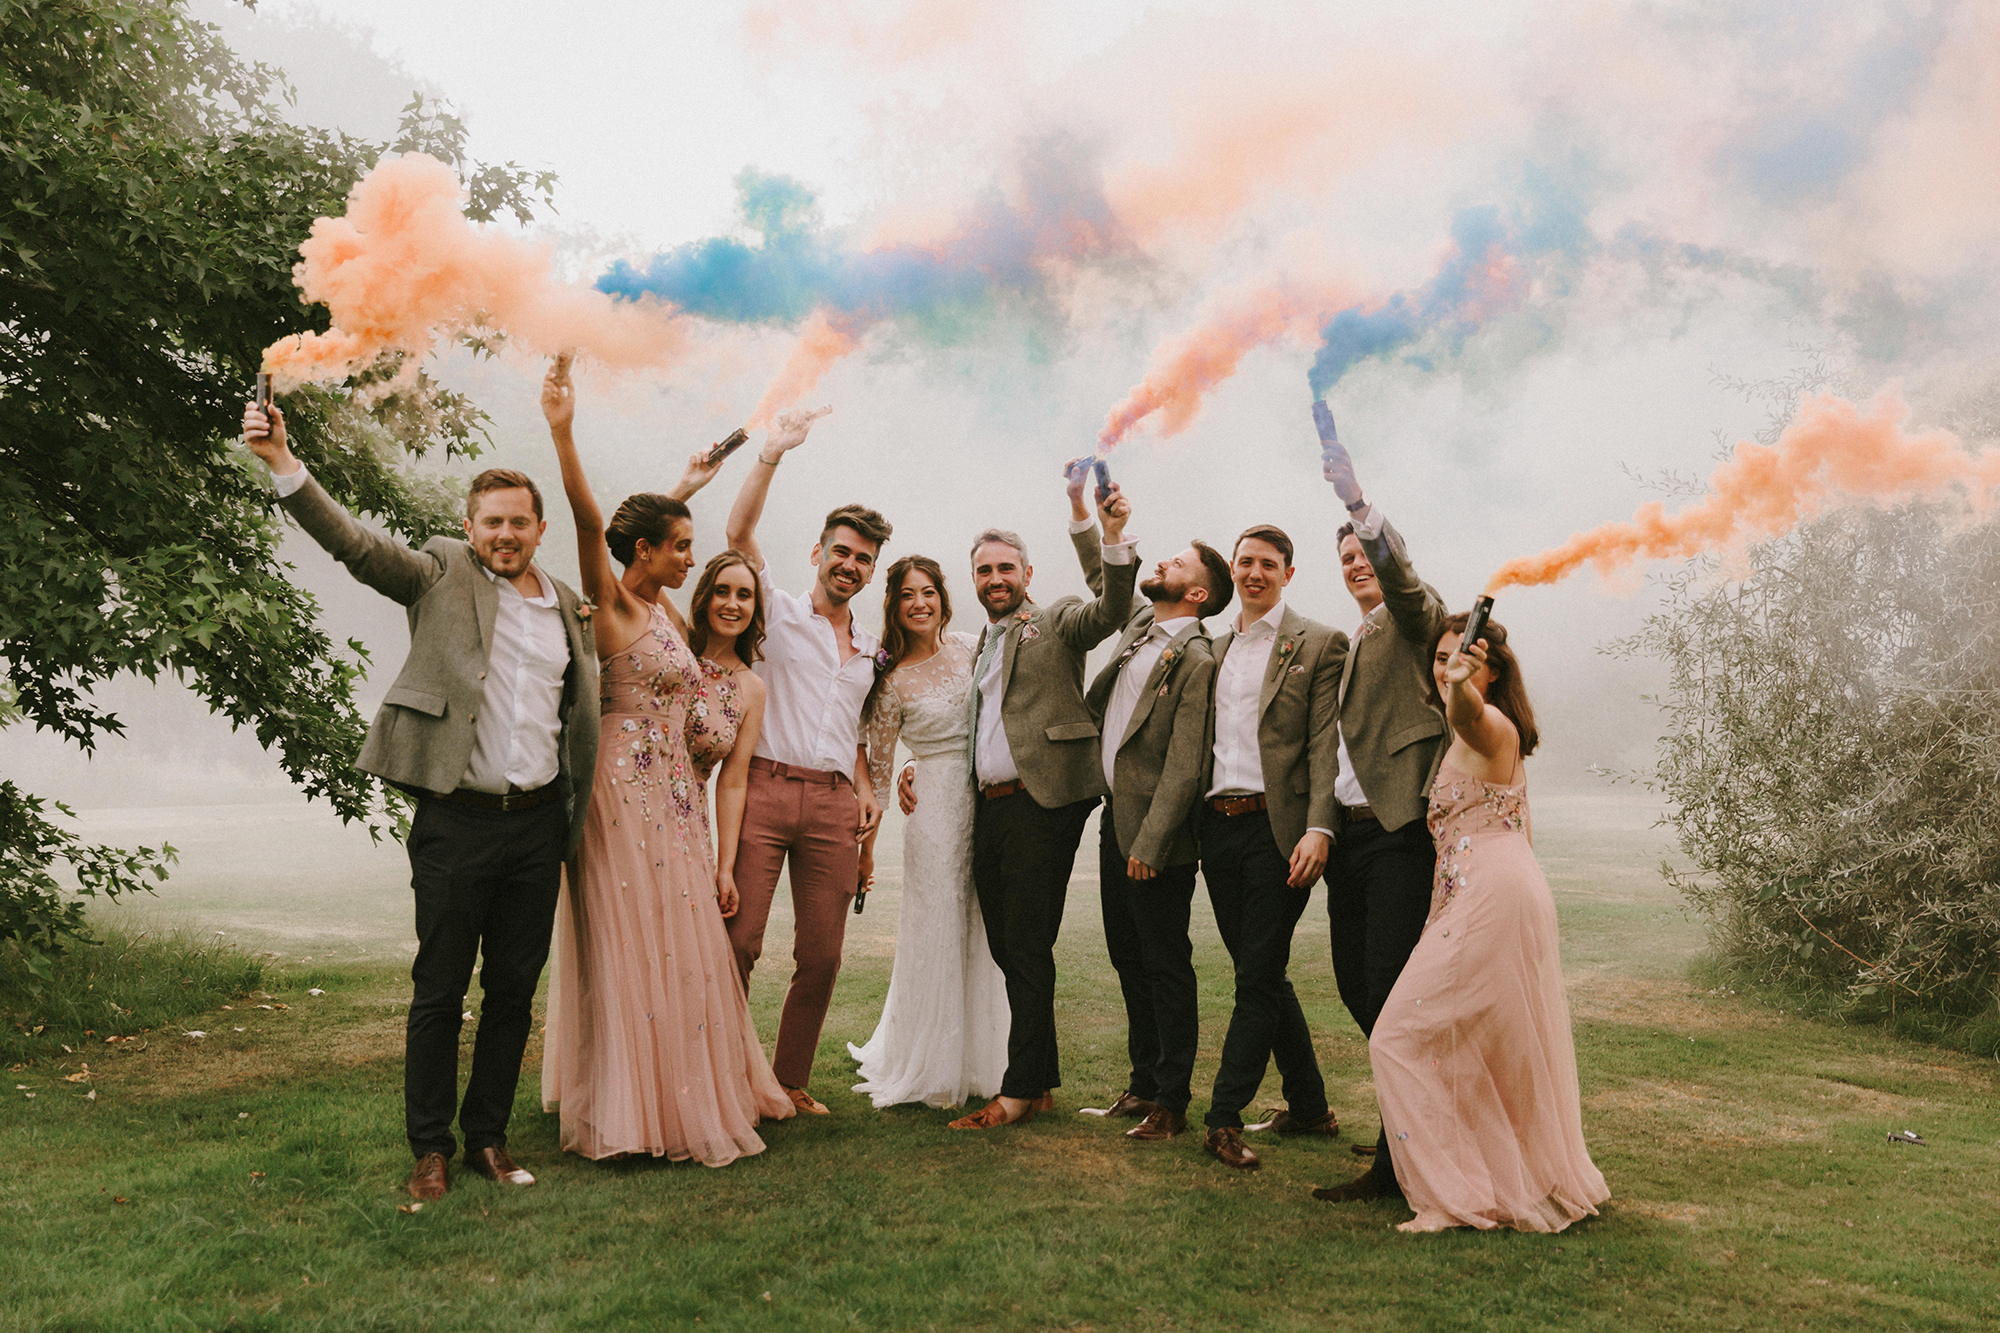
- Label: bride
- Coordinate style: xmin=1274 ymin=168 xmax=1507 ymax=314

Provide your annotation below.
xmin=848 ymin=555 xmax=1009 ymax=1108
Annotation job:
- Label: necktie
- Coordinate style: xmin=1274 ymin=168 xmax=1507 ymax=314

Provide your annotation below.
xmin=967 ymin=624 xmax=1004 ymax=779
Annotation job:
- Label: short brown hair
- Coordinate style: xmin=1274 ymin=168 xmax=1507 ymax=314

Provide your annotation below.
xmin=467 ymin=468 xmax=544 ymax=521
xmin=1431 ymin=610 xmax=1540 ymax=758
xmin=1192 ymin=540 xmax=1233 ymax=617
xmin=687 ymin=549 xmax=765 ymax=665
xmin=1233 ymin=524 xmax=1294 ymax=568
xmin=822 ymin=503 xmax=892 ymax=551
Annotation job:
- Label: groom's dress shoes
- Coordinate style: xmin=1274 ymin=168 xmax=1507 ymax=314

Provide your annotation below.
xmin=948 ymin=1098 xmax=1034 ymax=1130
xmin=1125 ymin=1107 xmax=1186 ymax=1141
xmin=1030 ymin=1093 xmax=1056 ymax=1113
xmin=1249 ymin=1107 xmax=1340 ymax=1138
xmin=407 ymin=1152 xmax=449 ymax=1201
xmin=1204 ymin=1127 xmax=1260 ymax=1170
xmin=465 ymin=1146 xmax=535 ymax=1186
xmin=1102 ymin=1091 xmax=1155 ymax=1118
xmin=784 ymin=1086 xmax=830 ymax=1116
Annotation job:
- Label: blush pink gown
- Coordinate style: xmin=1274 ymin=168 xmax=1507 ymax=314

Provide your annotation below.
xmin=1368 ymin=757 xmax=1609 ymax=1232
xmin=542 ymin=606 xmax=792 ymax=1163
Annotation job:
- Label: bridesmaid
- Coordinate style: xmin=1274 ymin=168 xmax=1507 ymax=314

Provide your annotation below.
xmin=680 ymin=550 xmax=768 ymax=919
xmin=1321 ymin=611 xmax=1608 ymax=1231
xmin=537 ymin=356 xmax=793 ymax=1164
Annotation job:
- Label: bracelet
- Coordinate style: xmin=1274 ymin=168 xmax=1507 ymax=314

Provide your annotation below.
xmin=757 ymin=452 xmax=782 ymax=467
xmin=1345 ymin=497 xmax=1368 ymax=514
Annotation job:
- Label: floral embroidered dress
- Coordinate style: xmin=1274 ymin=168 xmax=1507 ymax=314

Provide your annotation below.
xmin=542 ymin=605 xmax=792 ymax=1163
xmin=846 ymin=632 xmax=1010 ymax=1108
xmin=684 ymin=658 xmax=746 ymax=786
xmin=1367 ymin=756 xmax=1609 ymax=1232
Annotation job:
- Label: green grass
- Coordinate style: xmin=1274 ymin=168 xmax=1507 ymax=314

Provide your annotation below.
xmin=4 ymin=796 xmax=1998 ymax=1331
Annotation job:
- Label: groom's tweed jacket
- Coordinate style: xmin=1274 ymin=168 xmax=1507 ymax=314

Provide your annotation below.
xmin=1199 ymin=606 xmax=1347 ymax=858
xmin=1336 ymin=517 xmax=1449 ymax=834
xmin=1084 ymin=605 xmax=1215 ymax=871
xmin=976 ymin=527 xmax=1136 ymax=810
xmin=280 ymin=476 xmax=599 ymax=857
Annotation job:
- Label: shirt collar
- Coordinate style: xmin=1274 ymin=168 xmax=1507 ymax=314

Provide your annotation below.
xmin=1236 ymin=601 xmax=1285 ymax=638
xmin=1152 ymin=614 xmax=1198 ymax=638
xmin=480 ymin=561 xmax=557 ymax=607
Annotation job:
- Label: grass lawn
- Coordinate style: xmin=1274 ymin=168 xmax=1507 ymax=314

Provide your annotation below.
xmin=3 ymin=793 xmax=1998 ymax=1331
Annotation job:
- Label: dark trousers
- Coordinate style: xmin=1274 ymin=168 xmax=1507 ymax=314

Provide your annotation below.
xmin=972 ymin=790 xmax=1096 ymax=1099
xmin=404 ymin=796 xmax=566 ymax=1159
xmin=1097 ymin=819 xmax=1199 ymax=1113
xmin=1324 ymin=813 xmax=1435 ymax=1188
xmin=1201 ymin=809 xmax=1328 ymax=1130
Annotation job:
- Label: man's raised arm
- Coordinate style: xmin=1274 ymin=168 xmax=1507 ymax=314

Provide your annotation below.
xmin=725 ymin=406 xmax=831 ymax=570
xmin=1051 ymin=481 xmax=1135 ymax=651
xmin=1315 ymin=401 xmax=1444 ymax=646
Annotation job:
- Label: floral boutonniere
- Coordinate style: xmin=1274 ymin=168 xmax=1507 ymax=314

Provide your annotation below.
xmin=1014 ymin=609 xmax=1036 ymax=625
xmin=1157 ymin=645 xmax=1182 ymax=672
xmin=575 ymin=598 xmax=595 ymax=623
xmin=1275 ymin=634 xmax=1296 ymax=660
xmin=872 ymin=648 xmax=893 ymax=674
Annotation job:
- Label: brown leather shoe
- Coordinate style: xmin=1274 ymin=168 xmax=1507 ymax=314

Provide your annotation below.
xmin=1250 ymin=1107 xmax=1340 ymax=1138
xmin=465 ymin=1146 xmax=535 ymax=1186
xmin=1030 ymin=1093 xmax=1057 ymax=1113
xmin=1095 ymin=1090 xmax=1155 ymax=1118
xmin=1311 ymin=1171 xmax=1386 ymax=1202
xmin=783 ymin=1085 xmax=830 ymax=1116
xmin=407 ymin=1151 xmax=449 ymax=1201
xmin=1124 ymin=1107 xmax=1187 ymax=1141
xmin=947 ymin=1097 xmax=1034 ymax=1130
xmin=1204 ymin=1126 xmax=1260 ymax=1170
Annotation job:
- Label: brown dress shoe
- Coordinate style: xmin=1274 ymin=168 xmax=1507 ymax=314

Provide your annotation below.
xmin=783 ymin=1085 xmax=830 ymax=1116
xmin=1311 ymin=1171 xmax=1386 ymax=1202
xmin=465 ymin=1146 xmax=535 ymax=1186
xmin=1251 ymin=1107 xmax=1340 ymax=1138
xmin=947 ymin=1097 xmax=1034 ymax=1130
xmin=407 ymin=1152 xmax=449 ymax=1201
xmin=1124 ymin=1107 xmax=1187 ymax=1141
xmin=1030 ymin=1093 xmax=1057 ymax=1113
xmin=1204 ymin=1127 xmax=1260 ymax=1170
xmin=1097 ymin=1091 xmax=1155 ymax=1118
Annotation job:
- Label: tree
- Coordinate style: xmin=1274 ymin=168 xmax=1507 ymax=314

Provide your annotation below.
xmin=0 ymin=0 xmax=554 ymax=971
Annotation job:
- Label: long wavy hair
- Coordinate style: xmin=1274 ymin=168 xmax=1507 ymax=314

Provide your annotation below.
xmin=864 ymin=555 xmax=952 ymax=718
xmin=686 ymin=549 xmax=765 ymax=665
xmin=1431 ymin=610 xmax=1540 ymax=758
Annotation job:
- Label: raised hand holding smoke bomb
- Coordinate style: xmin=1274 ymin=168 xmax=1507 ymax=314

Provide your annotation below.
xmin=1458 ymin=595 xmax=1494 ymax=664
xmin=241 ymin=377 xmax=295 ymax=474
xmin=705 ymin=427 xmax=749 ymax=468
xmin=1313 ymin=401 xmax=1366 ymax=512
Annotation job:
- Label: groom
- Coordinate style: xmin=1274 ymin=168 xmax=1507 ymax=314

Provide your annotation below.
xmin=241 ymin=398 xmax=597 ymax=1201
xmin=949 ymin=473 xmax=1136 ymax=1130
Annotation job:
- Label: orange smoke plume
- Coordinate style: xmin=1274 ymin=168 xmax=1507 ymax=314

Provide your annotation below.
xmin=1097 ymin=282 xmax=1353 ymax=450
xmin=261 ymin=154 xmax=688 ymax=388
xmin=747 ymin=310 xmax=868 ymax=427
xmin=1487 ymin=393 xmax=2000 ymax=593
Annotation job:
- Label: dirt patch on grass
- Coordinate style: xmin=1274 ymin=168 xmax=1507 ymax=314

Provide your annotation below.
xmin=1612 ymin=1197 xmax=1713 ymax=1226
xmin=1568 ymin=972 xmax=1784 ymax=1032
xmin=1586 ymin=1079 xmax=1827 ymax=1146
xmin=75 ymin=997 xmax=404 ymax=1101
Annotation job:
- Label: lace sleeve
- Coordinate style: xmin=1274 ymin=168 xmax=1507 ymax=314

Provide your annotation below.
xmin=863 ymin=676 xmax=902 ymax=805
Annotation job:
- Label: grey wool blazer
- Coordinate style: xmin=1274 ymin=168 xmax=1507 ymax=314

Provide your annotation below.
xmin=279 ymin=475 xmax=600 ymax=857
xmin=1200 ymin=607 xmax=1347 ymax=858
xmin=976 ymin=526 xmax=1137 ymax=810
xmin=1336 ymin=516 xmax=1449 ymax=833
xmin=1084 ymin=606 xmax=1215 ymax=870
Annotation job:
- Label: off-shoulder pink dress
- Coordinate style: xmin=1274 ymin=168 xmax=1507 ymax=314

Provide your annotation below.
xmin=542 ymin=606 xmax=792 ymax=1163
xmin=1368 ymin=757 xmax=1609 ymax=1232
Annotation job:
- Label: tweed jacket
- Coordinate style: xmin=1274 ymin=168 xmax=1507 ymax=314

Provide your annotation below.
xmin=1336 ymin=516 xmax=1449 ymax=833
xmin=1084 ymin=605 xmax=1216 ymax=870
xmin=279 ymin=475 xmax=599 ymax=856
xmin=974 ymin=526 xmax=1136 ymax=809
xmin=1200 ymin=606 xmax=1347 ymax=858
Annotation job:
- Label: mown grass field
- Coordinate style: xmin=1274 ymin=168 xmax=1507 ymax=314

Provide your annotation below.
xmin=3 ymin=794 xmax=1997 ymax=1331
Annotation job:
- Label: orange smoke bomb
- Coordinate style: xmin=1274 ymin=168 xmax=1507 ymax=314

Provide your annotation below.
xmin=1486 ymin=393 xmax=2000 ymax=594
xmin=260 ymin=154 xmax=688 ymax=388
xmin=747 ymin=310 xmax=867 ymax=428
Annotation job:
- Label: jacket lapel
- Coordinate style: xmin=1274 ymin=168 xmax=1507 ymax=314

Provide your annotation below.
xmin=472 ymin=552 xmax=500 ymax=655
xmin=1000 ymin=602 xmax=1034 ymax=692
xmin=1338 ymin=604 xmax=1383 ymax=704
xmin=1259 ymin=609 xmax=1304 ymax=718
xmin=1120 ymin=619 xmax=1202 ymax=749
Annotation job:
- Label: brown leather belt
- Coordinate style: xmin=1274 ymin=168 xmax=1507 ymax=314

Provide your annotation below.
xmin=442 ymin=782 xmax=561 ymax=813
xmin=1208 ymin=793 xmax=1267 ymax=816
xmin=1342 ymin=804 xmax=1378 ymax=824
xmin=750 ymin=756 xmax=849 ymax=787
xmin=981 ymin=779 xmax=1027 ymax=801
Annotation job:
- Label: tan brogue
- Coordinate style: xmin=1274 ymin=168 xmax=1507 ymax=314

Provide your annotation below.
xmin=407 ymin=1151 xmax=449 ymax=1201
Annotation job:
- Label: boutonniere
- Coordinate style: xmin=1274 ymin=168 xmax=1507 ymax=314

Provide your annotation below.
xmin=872 ymin=648 xmax=893 ymax=674
xmin=1014 ymin=609 xmax=1035 ymax=624
xmin=1356 ymin=619 xmax=1379 ymax=639
xmin=1275 ymin=635 xmax=1296 ymax=659
xmin=575 ymin=599 xmax=594 ymax=623
xmin=1157 ymin=646 xmax=1181 ymax=672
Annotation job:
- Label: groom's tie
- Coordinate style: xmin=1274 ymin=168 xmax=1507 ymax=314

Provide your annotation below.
xmin=967 ymin=623 xmax=1003 ymax=781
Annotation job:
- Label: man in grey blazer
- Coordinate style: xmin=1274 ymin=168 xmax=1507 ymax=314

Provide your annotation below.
xmin=1079 ymin=514 xmax=1227 ymax=1143
xmin=1198 ymin=524 xmax=1347 ymax=1171
xmin=243 ymin=400 xmax=597 ymax=1201
xmin=1309 ymin=402 xmax=1450 ymax=1204
xmin=947 ymin=480 xmax=1137 ymax=1130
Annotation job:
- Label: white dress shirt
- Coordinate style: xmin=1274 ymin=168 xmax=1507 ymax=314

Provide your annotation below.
xmin=270 ymin=462 xmax=567 ymax=796
xmin=1208 ymin=601 xmax=1284 ymax=796
xmin=972 ymin=525 xmax=1136 ymax=787
xmin=1101 ymin=615 xmax=1197 ymax=791
xmin=1334 ymin=500 xmax=1385 ymax=808
xmin=753 ymin=564 xmax=880 ymax=780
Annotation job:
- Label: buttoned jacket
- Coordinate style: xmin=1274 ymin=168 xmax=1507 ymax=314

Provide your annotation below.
xmin=1200 ymin=607 xmax=1347 ymax=857
xmin=1337 ymin=517 xmax=1449 ymax=833
xmin=1084 ymin=605 xmax=1215 ymax=870
xmin=977 ymin=527 xmax=1136 ymax=809
xmin=280 ymin=476 xmax=599 ymax=856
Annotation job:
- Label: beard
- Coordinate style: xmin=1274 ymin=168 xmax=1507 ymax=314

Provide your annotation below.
xmin=1140 ymin=574 xmax=1180 ymax=603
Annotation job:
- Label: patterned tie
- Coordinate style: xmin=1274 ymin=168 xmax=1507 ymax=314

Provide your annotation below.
xmin=967 ymin=623 xmax=1004 ymax=779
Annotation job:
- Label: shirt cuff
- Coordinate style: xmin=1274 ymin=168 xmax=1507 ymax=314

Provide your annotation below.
xmin=1346 ymin=502 xmax=1382 ymax=540
xmin=270 ymin=461 xmax=309 ymax=498
xmin=1307 ymin=826 xmax=1335 ymax=841
xmin=1101 ymin=539 xmax=1135 ymax=566
xmin=1067 ymin=517 xmax=1095 ymax=535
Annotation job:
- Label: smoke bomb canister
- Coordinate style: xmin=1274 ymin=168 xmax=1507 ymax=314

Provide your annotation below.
xmin=253 ymin=372 xmax=272 ymax=410
xmin=1460 ymin=594 xmax=1494 ymax=654
xmin=706 ymin=427 xmax=749 ymax=466
xmin=1092 ymin=458 xmax=1112 ymax=504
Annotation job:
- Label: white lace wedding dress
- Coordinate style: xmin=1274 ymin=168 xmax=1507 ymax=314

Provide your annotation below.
xmin=848 ymin=632 xmax=1010 ymax=1108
